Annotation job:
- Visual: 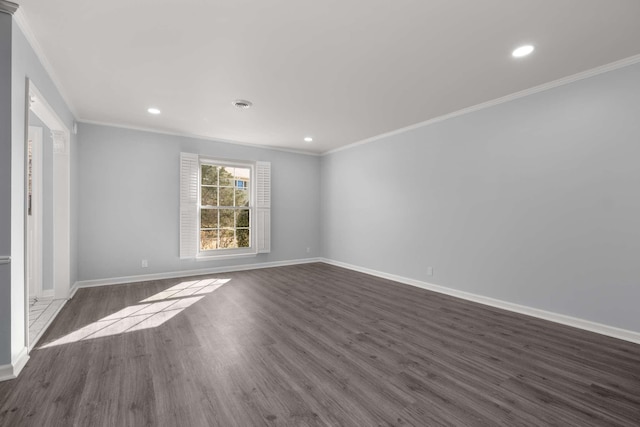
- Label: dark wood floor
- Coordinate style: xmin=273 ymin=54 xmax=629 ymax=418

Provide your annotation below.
xmin=1 ymin=263 xmax=639 ymax=426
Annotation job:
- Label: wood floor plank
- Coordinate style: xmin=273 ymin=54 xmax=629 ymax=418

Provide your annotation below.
xmin=1 ymin=263 xmax=639 ymax=426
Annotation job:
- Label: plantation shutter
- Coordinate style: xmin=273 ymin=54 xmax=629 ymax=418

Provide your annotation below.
xmin=180 ymin=152 xmax=199 ymax=258
xmin=256 ymin=161 xmax=271 ymax=253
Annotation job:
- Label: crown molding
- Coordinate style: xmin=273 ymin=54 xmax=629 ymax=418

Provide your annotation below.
xmin=13 ymin=8 xmax=78 ymax=117
xmin=77 ymin=119 xmax=322 ymax=157
xmin=0 ymin=1 xmax=18 ymax=15
xmin=323 ymin=53 xmax=640 ymax=156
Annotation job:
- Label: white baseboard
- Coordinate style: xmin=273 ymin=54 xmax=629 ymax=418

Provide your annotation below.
xmin=68 ymin=282 xmax=79 ymax=299
xmin=13 ymin=347 xmax=29 ymax=377
xmin=73 ymin=258 xmax=323 ymax=290
xmin=0 ymin=347 xmax=30 ymax=382
xmin=320 ymin=258 xmax=640 ymax=345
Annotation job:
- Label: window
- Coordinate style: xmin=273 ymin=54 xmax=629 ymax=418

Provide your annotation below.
xmin=180 ymin=153 xmax=270 ymax=259
xmin=199 ymin=162 xmax=252 ymax=253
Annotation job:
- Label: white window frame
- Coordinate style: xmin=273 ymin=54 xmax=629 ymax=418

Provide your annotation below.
xmin=198 ymin=158 xmax=256 ymax=259
xmin=180 ymin=153 xmax=270 ymax=260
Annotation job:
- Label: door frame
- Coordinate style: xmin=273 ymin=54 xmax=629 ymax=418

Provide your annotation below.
xmin=25 ymin=80 xmax=71 ymax=348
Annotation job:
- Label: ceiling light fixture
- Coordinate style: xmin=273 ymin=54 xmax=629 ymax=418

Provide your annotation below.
xmin=147 ymin=107 xmax=161 ymax=115
xmin=232 ymin=99 xmax=253 ymax=109
xmin=512 ymin=45 xmax=535 ymax=58
xmin=304 ymin=137 xmax=313 ymax=142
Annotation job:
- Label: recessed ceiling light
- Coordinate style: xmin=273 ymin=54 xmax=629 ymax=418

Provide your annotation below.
xmin=304 ymin=137 xmax=313 ymax=142
xmin=232 ymin=99 xmax=253 ymax=109
xmin=512 ymin=45 xmax=535 ymax=58
xmin=147 ymin=107 xmax=161 ymax=115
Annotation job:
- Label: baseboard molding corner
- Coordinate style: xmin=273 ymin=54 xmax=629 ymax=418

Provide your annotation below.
xmin=69 ymin=282 xmax=80 ymax=299
xmin=320 ymin=258 xmax=640 ymax=345
xmin=75 ymin=257 xmax=323 ymax=289
xmin=0 ymin=347 xmax=30 ymax=382
xmin=13 ymin=347 xmax=29 ymax=377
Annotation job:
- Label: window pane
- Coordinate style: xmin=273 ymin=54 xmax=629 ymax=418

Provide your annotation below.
xmin=237 ymin=229 xmax=250 ymax=248
xmin=201 ymin=209 xmax=217 ymax=228
xmin=235 ymin=167 xmax=250 ymax=180
xmin=234 ymin=189 xmax=249 ymax=207
xmin=219 ymin=229 xmax=236 ymax=248
xmin=236 ymin=209 xmax=250 ymax=227
xmin=219 ymin=187 xmax=234 ymax=206
xmin=219 ymin=167 xmax=234 ymax=186
xmin=200 ymin=230 xmax=218 ymax=250
xmin=201 ymin=165 xmax=218 ymax=185
xmin=201 ymin=187 xmax=217 ymax=206
xmin=219 ymin=209 xmax=235 ymax=228
xmin=198 ymin=162 xmax=253 ymax=253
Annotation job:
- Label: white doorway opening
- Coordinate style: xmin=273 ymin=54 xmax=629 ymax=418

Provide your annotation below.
xmin=26 ymin=80 xmax=71 ymax=349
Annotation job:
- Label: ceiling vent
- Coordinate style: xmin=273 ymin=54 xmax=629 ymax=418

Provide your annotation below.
xmin=232 ymin=99 xmax=253 ymax=109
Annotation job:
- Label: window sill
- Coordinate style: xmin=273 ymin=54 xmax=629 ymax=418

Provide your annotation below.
xmin=195 ymin=252 xmax=258 ymax=262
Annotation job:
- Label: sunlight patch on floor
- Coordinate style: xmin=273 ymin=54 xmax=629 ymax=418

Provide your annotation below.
xmin=39 ymin=278 xmax=229 ymax=348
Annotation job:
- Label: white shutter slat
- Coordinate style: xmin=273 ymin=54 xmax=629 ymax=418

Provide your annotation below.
xmin=256 ymin=161 xmax=271 ymax=253
xmin=180 ymin=153 xmax=199 ymax=258
xmin=256 ymin=161 xmax=271 ymax=208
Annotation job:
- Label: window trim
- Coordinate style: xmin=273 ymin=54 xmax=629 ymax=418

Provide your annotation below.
xmin=197 ymin=157 xmax=257 ymax=259
xmin=180 ymin=153 xmax=270 ymax=260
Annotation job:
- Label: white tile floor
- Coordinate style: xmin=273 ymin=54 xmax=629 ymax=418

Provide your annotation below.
xmin=29 ymin=297 xmax=65 ymax=349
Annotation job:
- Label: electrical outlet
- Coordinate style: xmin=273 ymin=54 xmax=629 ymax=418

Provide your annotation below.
xmin=306 ymin=247 xmax=311 ymax=253
xmin=427 ymin=266 xmax=433 ymax=276
xmin=141 ymin=259 xmax=148 ymax=268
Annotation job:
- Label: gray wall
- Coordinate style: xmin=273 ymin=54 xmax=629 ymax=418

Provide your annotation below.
xmin=321 ymin=62 xmax=640 ymax=333
xmin=12 ymin=27 xmax=77 ymax=288
xmin=0 ymin=12 xmax=13 ymax=366
xmin=77 ymin=123 xmax=321 ymax=281
xmin=0 ymin=18 xmax=77 ymax=367
xmin=11 ymin=23 xmax=77 ymax=289
xmin=27 ymin=112 xmax=54 ymax=291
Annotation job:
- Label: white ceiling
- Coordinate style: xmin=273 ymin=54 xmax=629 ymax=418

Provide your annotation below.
xmin=16 ymin=0 xmax=640 ymax=154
